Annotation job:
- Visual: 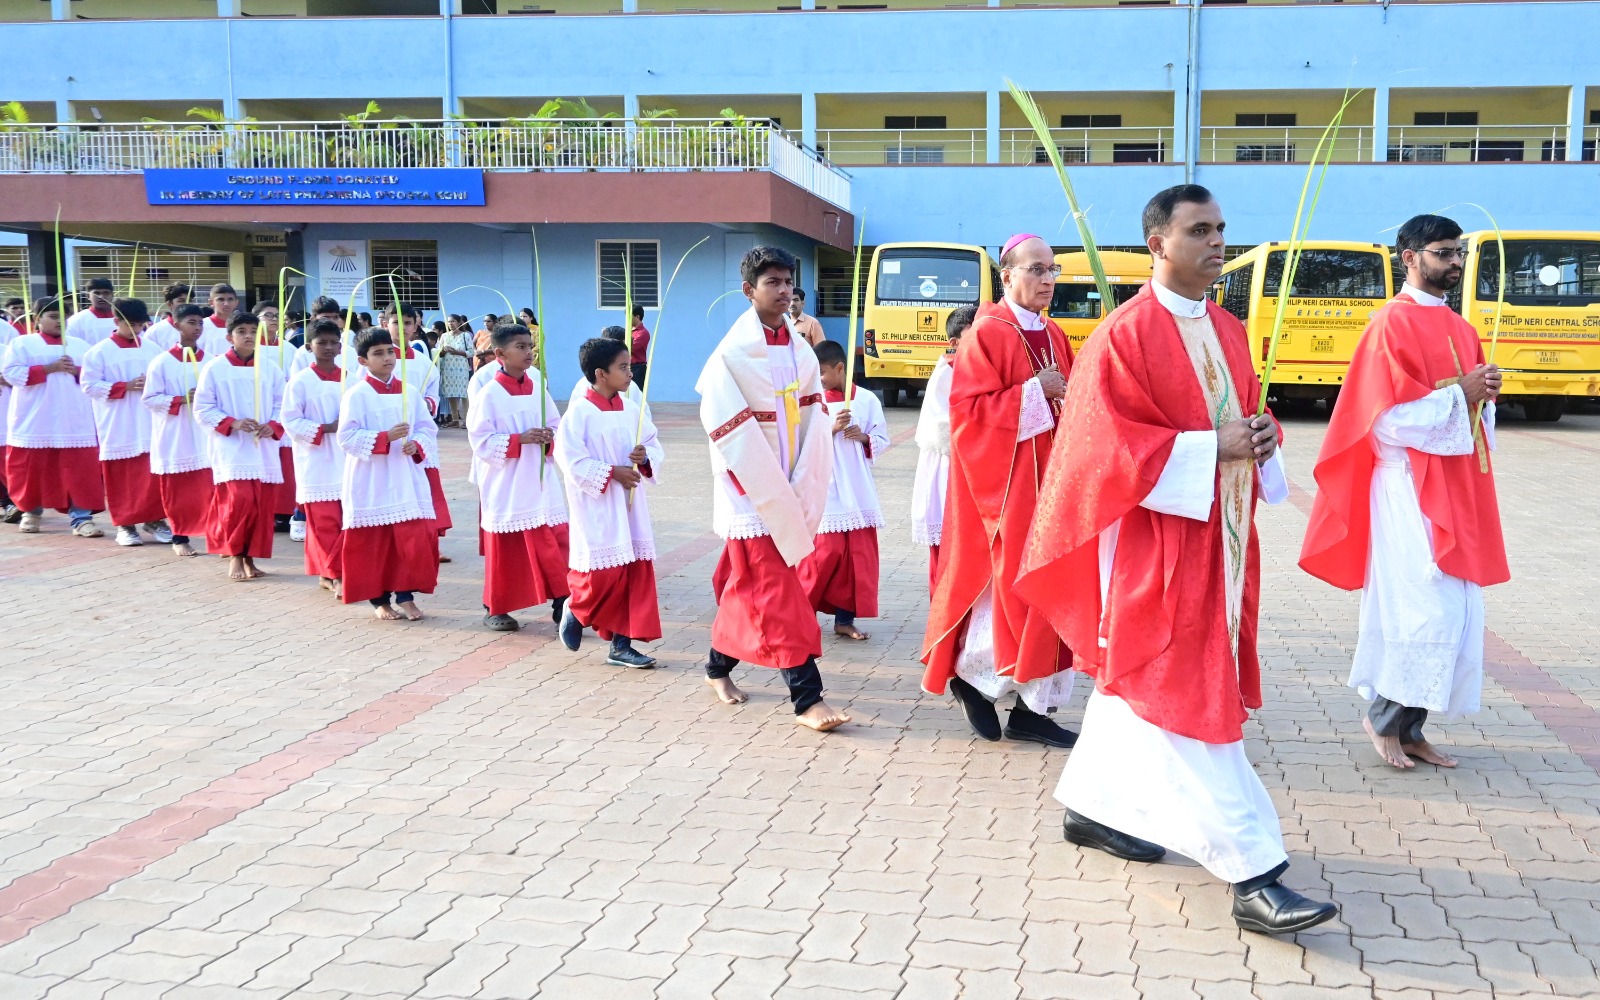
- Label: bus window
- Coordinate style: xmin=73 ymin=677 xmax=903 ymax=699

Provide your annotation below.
xmin=1477 ymin=239 xmax=1600 ymax=306
xmin=1263 ymin=249 xmax=1387 ymax=299
xmin=874 ymin=249 xmax=982 ymax=306
xmin=1221 ymin=263 xmax=1254 ymax=321
xmin=1050 ymin=282 xmax=1141 ymax=319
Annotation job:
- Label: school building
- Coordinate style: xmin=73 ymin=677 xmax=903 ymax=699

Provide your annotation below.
xmin=0 ymin=0 xmax=1595 ymax=400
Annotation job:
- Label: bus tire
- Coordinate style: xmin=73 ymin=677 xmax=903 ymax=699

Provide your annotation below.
xmin=1522 ymin=397 xmax=1565 ymax=423
xmin=883 ymin=385 xmax=902 ymax=408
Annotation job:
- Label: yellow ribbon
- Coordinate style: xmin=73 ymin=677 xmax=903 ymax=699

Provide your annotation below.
xmin=778 ymin=378 xmax=801 ymax=462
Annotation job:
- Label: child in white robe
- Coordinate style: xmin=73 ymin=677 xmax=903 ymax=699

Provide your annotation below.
xmin=141 ymin=304 xmax=213 ymax=557
xmin=554 ymin=337 xmax=665 ymax=668
xmin=382 ymin=304 xmax=450 ymax=545
xmin=65 ymin=278 xmax=118 ymax=345
xmin=194 ymin=311 xmax=286 ymax=581
xmin=2 ymin=298 xmax=105 ymax=536
xmin=911 ymin=306 xmax=970 ymax=594
xmin=337 ymin=327 xmax=439 ymax=621
xmin=467 ymin=323 xmax=569 ymax=631
xmin=281 ymin=319 xmax=347 ymax=594
xmin=797 ymin=339 xmax=890 ymax=641
xmin=82 ymin=298 xmax=169 ymax=547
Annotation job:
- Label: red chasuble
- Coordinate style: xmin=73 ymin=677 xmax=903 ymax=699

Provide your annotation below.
xmin=921 ymin=300 xmax=1073 ymax=694
xmin=1012 ymin=286 xmax=1271 ymax=744
xmin=1300 ymin=294 xmax=1509 ymax=590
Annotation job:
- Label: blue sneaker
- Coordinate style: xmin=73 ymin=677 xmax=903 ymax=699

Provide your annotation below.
xmin=559 ymin=603 xmax=584 ymax=651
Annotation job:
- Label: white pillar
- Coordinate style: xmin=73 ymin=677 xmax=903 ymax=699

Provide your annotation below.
xmin=1371 ymin=86 xmax=1389 ymax=162
xmin=216 ymin=0 xmax=239 ymax=15
xmin=985 ymin=90 xmax=1000 ymax=165
xmin=52 ymin=0 xmax=69 ymax=19
xmin=801 ymin=92 xmax=817 ymax=150
xmin=622 ymin=0 xmax=638 ymax=11
xmin=1171 ymin=87 xmax=1186 ymax=167
xmin=54 ymin=98 xmax=72 ymax=123
xmin=1567 ymin=84 xmax=1585 ymax=162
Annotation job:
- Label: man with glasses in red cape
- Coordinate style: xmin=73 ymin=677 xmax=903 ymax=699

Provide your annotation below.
xmin=920 ymin=233 xmax=1078 ymax=749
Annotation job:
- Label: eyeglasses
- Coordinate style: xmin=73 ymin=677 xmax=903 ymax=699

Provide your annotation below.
xmin=1008 ymin=264 xmax=1063 ymax=278
xmin=1416 ymin=247 xmax=1469 ymax=262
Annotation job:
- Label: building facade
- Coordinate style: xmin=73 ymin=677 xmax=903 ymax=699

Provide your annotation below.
xmin=1 ymin=0 xmax=1595 ymax=399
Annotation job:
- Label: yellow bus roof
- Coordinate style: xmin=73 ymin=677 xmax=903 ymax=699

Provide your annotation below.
xmin=1461 ymin=230 xmax=1600 ymax=241
xmin=1054 ymin=250 xmax=1153 ymax=277
xmin=873 ymin=242 xmax=989 ymax=254
xmin=1220 ymin=239 xmax=1389 ymax=274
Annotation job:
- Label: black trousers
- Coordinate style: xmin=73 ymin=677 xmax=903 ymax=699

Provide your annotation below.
xmin=705 ymin=648 xmax=823 ymax=715
xmin=1234 ymin=860 xmax=1290 ymax=895
xmin=631 ymin=362 xmax=647 ymax=389
xmin=1369 ymin=696 xmax=1428 ymax=744
xmin=370 ymin=591 xmax=415 ymax=607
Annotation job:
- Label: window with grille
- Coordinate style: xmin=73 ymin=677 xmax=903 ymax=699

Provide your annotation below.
xmin=1036 ymin=144 xmax=1091 ymax=164
xmin=597 ymin=241 xmax=661 ymax=309
xmin=71 ymin=247 xmax=233 ymax=304
xmin=370 ymin=240 xmax=441 ymax=310
xmin=1235 ymin=144 xmax=1295 ymax=162
xmin=885 ymin=146 xmax=944 ymax=164
xmin=0 ymin=247 xmax=28 ymax=297
xmin=1388 ymin=144 xmax=1446 ymax=162
xmin=816 ymin=245 xmax=872 ymax=318
xmin=1220 ymin=263 xmax=1254 ymax=322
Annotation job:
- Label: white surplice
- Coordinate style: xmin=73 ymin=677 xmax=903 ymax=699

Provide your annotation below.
xmin=336 ymin=375 xmax=435 ymax=530
xmin=3 ymin=333 xmax=100 ymax=450
xmin=910 ymin=354 xmax=953 ymax=547
xmin=141 ymin=348 xmax=210 ymax=475
xmin=65 ymin=308 xmax=117 ymax=346
xmin=80 ymin=336 xmax=160 ymax=462
xmin=820 ymin=387 xmax=889 ymax=534
xmin=553 ymin=389 xmax=664 ymax=572
xmin=467 ymin=370 xmax=567 ymax=534
xmin=194 ymin=353 xmax=286 ymax=485
xmin=953 ymin=298 xmax=1074 ymax=714
xmin=1054 ymin=280 xmax=1290 ymax=884
xmin=279 ymin=366 xmax=347 ymax=504
xmin=1347 ymin=283 xmax=1493 ymax=716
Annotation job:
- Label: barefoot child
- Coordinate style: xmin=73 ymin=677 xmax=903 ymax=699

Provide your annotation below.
xmin=797 ymin=339 xmax=889 ymax=641
xmin=195 ymin=311 xmax=285 ymax=580
xmin=467 ymin=323 xmax=568 ymax=631
xmin=911 ymin=305 xmax=971 ymax=594
xmin=695 ymin=245 xmax=850 ymax=732
xmin=337 ymin=327 xmax=439 ymax=621
xmin=82 ymin=298 xmax=170 ymax=548
xmin=281 ymin=319 xmax=346 ymax=595
xmin=1 ymin=298 xmax=106 ymax=536
xmin=554 ymin=337 xmax=664 ymax=667
xmin=383 ymin=304 xmax=451 ymax=548
xmin=141 ymin=304 xmax=214 ymax=556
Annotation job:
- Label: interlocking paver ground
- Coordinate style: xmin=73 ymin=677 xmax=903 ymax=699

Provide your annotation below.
xmin=1 ymin=399 xmax=1598 ymax=998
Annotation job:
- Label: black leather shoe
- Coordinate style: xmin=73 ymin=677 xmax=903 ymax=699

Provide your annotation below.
xmin=1062 ymin=808 xmax=1167 ymax=863
xmin=949 ymin=676 xmax=1001 ymax=741
xmin=1005 ymin=704 xmax=1078 ymax=748
xmin=1232 ymin=882 xmax=1339 ymax=935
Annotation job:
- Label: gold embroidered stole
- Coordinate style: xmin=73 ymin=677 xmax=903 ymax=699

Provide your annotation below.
xmin=1173 ymin=313 xmax=1251 ymax=659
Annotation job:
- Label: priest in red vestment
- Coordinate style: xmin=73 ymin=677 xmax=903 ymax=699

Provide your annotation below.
xmin=1301 ymin=214 xmax=1508 ymax=771
xmin=1014 ymin=185 xmax=1336 ymax=935
xmin=919 ymin=234 xmax=1077 ymax=749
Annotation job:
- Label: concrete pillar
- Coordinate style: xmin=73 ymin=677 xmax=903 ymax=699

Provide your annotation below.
xmin=622 ymin=0 xmax=638 ymax=11
xmin=51 ymin=0 xmax=69 ymax=20
xmin=801 ymin=92 xmax=817 ymax=150
xmin=216 ymin=0 xmax=239 ymax=15
xmin=1371 ymin=85 xmax=1389 ymax=162
xmin=800 ymin=0 xmax=815 ymax=9
xmin=227 ymin=253 xmax=248 ymax=294
xmin=26 ymin=232 xmax=58 ymax=301
xmin=54 ymin=99 xmax=72 ymax=124
xmin=985 ymin=90 xmax=1000 ymax=165
xmin=1567 ymin=84 xmax=1586 ymax=162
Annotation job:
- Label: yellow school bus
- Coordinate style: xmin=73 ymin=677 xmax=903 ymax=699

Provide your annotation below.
xmin=1455 ymin=230 xmax=1600 ymax=422
xmin=1214 ymin=240 xmax=1394 ymax=411
xmin=862 ymin=242 xmax=998 ymax=406
xmin=1050 ymin=249 xmax=1153 ymax=351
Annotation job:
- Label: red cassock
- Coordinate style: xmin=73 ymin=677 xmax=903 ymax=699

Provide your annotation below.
xmin=272 ymin=449 xmax=297 ymax=516
xmin=158 ymin=470 xmax=215 ymax=538
xmin=568 ymin=560 xmax=662 ymax=642
xmin=209 ymin=480 xmax=275 ymax=558
xmin=301 ymin=499 xmax=344 ymax=579
xmin=341 ymin=520 xmax=440 ymax=605
xmin=6 ymin=446 xmax=104 ymax=514
xmin=1300 ymin=294 xmax=1509 ymax=590
xmin=101 ymin=456 xmax=166 ymax=526
xmin=482 ymin=524 xmax=570 ymax=616
xmin=1012 ymin=287 xmax=1270 ymax=745
xmin=796 ymin=527 xmax=880 ymax=619
xmin=921 ymin=300 xmax=1073 ymax=694
xmin=425 ymin=467 xmax=453 ymax=535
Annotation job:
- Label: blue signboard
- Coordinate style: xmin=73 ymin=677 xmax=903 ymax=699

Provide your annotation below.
xmin=143 ymin=168 xmax=486 ymax=207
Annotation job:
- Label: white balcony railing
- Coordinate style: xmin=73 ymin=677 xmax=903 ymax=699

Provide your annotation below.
xmin=998 ymin=126 xmax=1173 ymax=165
xmin=817 ymin=129 xmax=988 ymax=166
xmin=1199 ymin=125 xmax=1375 ymax=164
xmin=1385 ymin=124 xmax=1574 ymax=163
xmin=0 ymin=118 xmax=851 ymax=209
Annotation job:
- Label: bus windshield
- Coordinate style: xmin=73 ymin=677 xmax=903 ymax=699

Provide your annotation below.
xmin=875 ymin=249 xmax=982 ymax=307
xmin=1263 ymin=249 xmax=1387 ymax=298
xmin=1477 ymin=239 xmax=1600 ymax=307
xmin=1050 ymin=282 xmax=1143 ymax=319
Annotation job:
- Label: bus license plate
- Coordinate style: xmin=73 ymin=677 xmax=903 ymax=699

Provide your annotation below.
xmin=1537 ymin=351 xmax=1560 ymax=365
xmin=912 ymin=365 xmax=934 ymax=378
xmin=1311 ymin=338 xmax=1334 ymax=353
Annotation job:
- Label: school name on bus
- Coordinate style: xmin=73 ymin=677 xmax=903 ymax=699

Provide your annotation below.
xmin=143 ymin=168 xmax=487 ymax=207
xmin=1479 ymin=314 xmax=1600 ymax=333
